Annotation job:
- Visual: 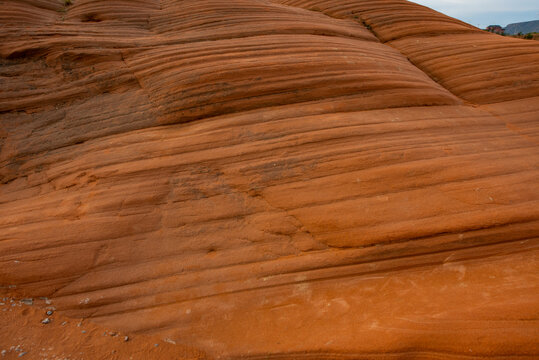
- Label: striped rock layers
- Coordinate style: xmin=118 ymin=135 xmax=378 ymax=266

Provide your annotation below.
xmin=1 ymin=0 xmax=538 ymax=358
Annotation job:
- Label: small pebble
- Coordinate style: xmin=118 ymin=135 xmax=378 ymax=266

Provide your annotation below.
xmin=124 ymin=336 xmax=129 ymax=342
xmin=1 ymin=350 xmax=6 ymax=356
xmin=81 ymin=330 xmax=86 ymax=334
xmin=41 ymin=318 xmax=51 ymax=324
xmin=20 ymin=299 xmax=33 ymax=305
xmin=154 ymin=343 xmax=159 ymax=347
xmin=18 ymin=352 xmax=26 ymax=357
xmin=46 ymin=310 xmax=53 ymax=316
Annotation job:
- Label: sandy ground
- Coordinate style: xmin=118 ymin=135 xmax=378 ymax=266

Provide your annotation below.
xmin=0 ymin=297 xmax=206 ymax=360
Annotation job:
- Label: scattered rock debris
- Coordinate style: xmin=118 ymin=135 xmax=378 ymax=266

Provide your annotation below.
xmin=0 ymin=296 xmax=206 ymax=359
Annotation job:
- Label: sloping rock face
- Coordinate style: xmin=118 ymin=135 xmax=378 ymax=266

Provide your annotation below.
xmin=1 ymin=0 xmax=539 ymax=358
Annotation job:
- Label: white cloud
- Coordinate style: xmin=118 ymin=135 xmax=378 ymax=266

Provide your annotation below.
xmin=410 ymin=0 xmax=539 ymax=27
xmin=411 ymin=0 xmax=538 ymax=13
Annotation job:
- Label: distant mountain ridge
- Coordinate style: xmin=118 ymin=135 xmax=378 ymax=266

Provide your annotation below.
xmin=505 ymin=20 xmax=539 ymax=35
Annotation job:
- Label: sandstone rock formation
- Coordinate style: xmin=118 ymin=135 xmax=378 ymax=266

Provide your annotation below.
xmin=1 ymin=0 xmax=538 ymax=358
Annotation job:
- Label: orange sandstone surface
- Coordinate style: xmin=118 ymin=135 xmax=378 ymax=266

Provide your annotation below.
xmin=1 ymin=0 xmax=539 ymax=359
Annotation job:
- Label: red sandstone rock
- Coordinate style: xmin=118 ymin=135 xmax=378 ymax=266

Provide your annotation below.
xmin=1 ymin=0 xmax=538 ymax=359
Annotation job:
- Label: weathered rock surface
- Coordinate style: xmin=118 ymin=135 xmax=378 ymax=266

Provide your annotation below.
xmin=0 ymin=297 xmax=206 ymax=359
xmin=1 ymin=0 xmax=538 ymax=359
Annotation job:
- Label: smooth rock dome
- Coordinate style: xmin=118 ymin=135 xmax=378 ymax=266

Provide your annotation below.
xmin=1 ymin=0 xmax=538 ymax=358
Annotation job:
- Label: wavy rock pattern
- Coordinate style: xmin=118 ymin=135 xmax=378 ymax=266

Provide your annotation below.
xmin=276 ymin=0 xmax=539 ymax=103
xmin=1 ymin=0 xmax=538 ymax=359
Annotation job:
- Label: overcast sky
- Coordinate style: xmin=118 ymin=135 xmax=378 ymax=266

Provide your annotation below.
xmin=409 ymin=0 xmax=539 ymax=28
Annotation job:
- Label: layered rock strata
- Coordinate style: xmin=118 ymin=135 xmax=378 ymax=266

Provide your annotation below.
xmin=1 ymin=0 xmax=538 ymax=358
